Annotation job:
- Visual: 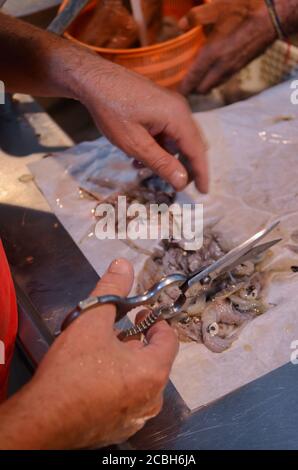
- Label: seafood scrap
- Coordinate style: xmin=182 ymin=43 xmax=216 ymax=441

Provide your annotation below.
xmin=138 ymin=234 xmax=268 ymax=353
xmin=79 ymin=169 xmax=176 ymax=248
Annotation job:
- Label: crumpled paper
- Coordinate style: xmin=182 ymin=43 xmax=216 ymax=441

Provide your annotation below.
xmin=30 ymin=81 xmax=298 ymax=411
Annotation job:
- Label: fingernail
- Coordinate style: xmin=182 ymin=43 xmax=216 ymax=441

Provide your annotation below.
xmin=196 ymin=178 xmax=209 ymax=194
xmin=109 ymin=258 xmax=130 ymax=274
xmin=172 ymin=169 xmax=188 ymax=190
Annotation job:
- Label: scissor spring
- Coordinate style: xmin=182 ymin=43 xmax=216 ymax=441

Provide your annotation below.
xmin=123 ymin=309 xmax=160 ymax=338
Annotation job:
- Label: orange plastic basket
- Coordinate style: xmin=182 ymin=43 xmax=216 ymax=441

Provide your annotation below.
xmin=60 ymin=0 xmax=205 ymax=89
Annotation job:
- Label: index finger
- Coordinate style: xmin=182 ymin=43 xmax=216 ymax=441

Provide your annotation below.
xmin=142 ymin=320 xmax=179 ymax=373
xmin=165 ymin=106 xmax=209 ymax=193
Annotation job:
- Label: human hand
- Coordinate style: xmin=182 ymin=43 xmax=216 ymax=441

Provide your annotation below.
xmin=79 ymin=0 xmax=162 ymax=48
xmin=179 ymin=0 xmax=277 ymax=95
xmin=74 ymin=54 xmax=208 ymax=193
xmin=3 ymin=259 xmax=178 ymax=449
xmin=78 ymin=0 xmax=139 ymax=49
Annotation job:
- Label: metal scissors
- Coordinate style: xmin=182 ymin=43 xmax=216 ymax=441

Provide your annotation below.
xmin=61 ymin=221 xmax=281 ymax=338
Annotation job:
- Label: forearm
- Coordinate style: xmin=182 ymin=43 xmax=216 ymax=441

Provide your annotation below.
xmin=0 ymin=12 xmax=108 ymax=100
xmin=276 ymin=0 xmax=298 ymax=36
xmin=0 ymin=381 xmax=68 ymax=449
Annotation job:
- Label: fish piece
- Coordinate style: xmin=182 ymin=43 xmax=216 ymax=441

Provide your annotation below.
xmin=233 ymin=261 xmax=255 ymax=277
xmin=201 ymin=300 xmax=250 ymax=353
xmin=217 ymin=323 xmax=236 ymax=338
xmin=162 ymin=248 xmax=189 ymax=275
xmin=209 ymin=238 xmax=225 ymax=260
xmin=213 ymin=280 xmax=247 ymax=300
xmin=202 ymin=327 xmax=235 ymax=353
xmin=229 ymin=294 xmax=266 ymax=315
xmin=186 ymin=294 xmax=206 ymax=317
xmin=171 ymin=314 xmax=202 ymax=343
xmin=187 ymin=252 xmax=203 ymax=273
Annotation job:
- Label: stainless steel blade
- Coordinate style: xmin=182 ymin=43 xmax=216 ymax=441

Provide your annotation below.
xmin=221 ymin=238 xmax=282 ymax=274
xmin=187 ymin=221 xmax=280 ymax=288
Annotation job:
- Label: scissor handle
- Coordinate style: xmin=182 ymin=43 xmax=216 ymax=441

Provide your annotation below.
xmin=61 ymin=273 xmax=187 ymax=332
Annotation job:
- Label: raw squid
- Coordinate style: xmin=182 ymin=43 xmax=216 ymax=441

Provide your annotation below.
xmin=138 ymin=236 xmax=268 ymax=353
xmin=201 ymin=300 xmax=252 ymax=353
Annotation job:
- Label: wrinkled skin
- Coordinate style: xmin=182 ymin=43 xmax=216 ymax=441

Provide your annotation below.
xmin=77 ymin=55 xmax=208 ymax=193
xmin=0 ymin=259 xmax=178 ymax=449
xmin=179 ymin=0 xmax=278 ymax=94
xmin=0 ymin=12 xmax=208 ymax=193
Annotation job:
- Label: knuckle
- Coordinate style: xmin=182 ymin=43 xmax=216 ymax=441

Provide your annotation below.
xmin=117 ymin=130 xmax=143 ymax=158
xmin=143 ymin=136 xmax=158 ymax=155
xmin=122 ymin=140 xmax=140 ymax=158
xmin=152 ymin=155 xmax=171 ymax=175
xmin=98 ymin=279 xmax=120 ymax=296
xmin=132 ymin=136 xmax=156 ymax=162
xmin=173 ymin=92 xmax=189 ymax=112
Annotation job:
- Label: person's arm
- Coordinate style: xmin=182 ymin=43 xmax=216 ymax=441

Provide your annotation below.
xmin=0 ymin=12 xmax=208 ymax=193
xmin=179 ymin=0 xmax=298 ymax=95
xmin=0 ymin=259 xmax=178 ymax=449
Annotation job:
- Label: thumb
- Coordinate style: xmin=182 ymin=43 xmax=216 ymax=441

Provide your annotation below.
xmin=89 ymin=258 xmax=134 ymax=327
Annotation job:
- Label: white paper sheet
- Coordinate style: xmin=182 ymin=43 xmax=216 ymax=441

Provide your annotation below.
xmin=30 ymin=81 xmax=298 ymax=411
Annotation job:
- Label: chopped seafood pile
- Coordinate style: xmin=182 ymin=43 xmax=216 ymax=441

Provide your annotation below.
xmin=138 ymin=234 xmax=268 ymax=353
xmin=79 ymin=170 xmax=176 ymax=246
xmin=78 ymin=169 xmax=177 ymax=254
xmin=99 ymin=171 xmax=176 ymax=207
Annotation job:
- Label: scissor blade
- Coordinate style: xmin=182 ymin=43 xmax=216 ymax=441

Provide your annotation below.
xmin=187 ymin=221 xmax=280 ymax=288
xmin=221 ymin=238 xmax=282 ymax=274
